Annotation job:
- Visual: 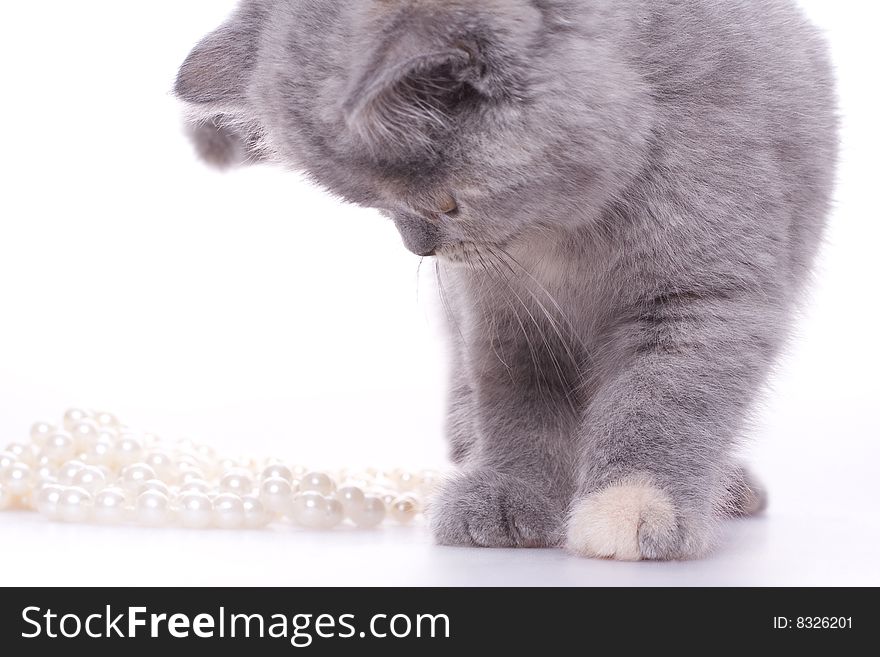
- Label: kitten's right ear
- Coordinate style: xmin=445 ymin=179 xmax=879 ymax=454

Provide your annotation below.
xmin=174 ymin=3 xmax=265 ymax=111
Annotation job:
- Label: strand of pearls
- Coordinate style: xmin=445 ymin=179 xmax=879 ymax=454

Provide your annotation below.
xmin=0 ymin=409 xmax=440 ymax=531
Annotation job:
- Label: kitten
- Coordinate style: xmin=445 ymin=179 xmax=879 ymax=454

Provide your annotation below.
xmin=175 ymin=0 xmax=837 ymax=560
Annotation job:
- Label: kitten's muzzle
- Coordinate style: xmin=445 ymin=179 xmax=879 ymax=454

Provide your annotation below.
xmin=392 ymin=214 xmax=441 ymax=257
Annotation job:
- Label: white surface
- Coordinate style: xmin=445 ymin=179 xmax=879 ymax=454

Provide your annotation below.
xmin=1 ymin=2 xmax=878 ymax=586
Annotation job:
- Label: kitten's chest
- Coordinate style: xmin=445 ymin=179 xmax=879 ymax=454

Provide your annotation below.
xmin=443 ymin=245 xmax=611 ymax=355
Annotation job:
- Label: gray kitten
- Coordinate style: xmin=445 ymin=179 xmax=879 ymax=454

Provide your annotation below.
xmin=175 ymin=0 xmax=837 ymax=560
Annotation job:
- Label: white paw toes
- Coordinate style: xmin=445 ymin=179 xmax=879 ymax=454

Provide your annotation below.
xmin=565 ymin=477 xmax=677 ymax=561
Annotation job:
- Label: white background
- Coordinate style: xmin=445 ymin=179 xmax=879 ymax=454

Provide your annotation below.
xmin=0 ymin=1 xmax=877 ymax=586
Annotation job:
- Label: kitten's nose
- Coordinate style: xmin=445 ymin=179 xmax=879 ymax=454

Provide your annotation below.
xmin=392 ymin=214 xmax=441 ymax=257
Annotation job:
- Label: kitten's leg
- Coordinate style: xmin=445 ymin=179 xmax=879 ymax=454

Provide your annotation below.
xmin=432 ymin=351 xmax=579 ymax=548
xmin=445 ymin=344 xmax=478 ymax=465
xmin=446 ymin=377 xmax=476 ymax=464
xmin=566 ymin=294 xmax=778 ymax=560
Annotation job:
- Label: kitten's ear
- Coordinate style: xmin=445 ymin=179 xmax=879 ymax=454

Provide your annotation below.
xmin=343 ymin=27 xmax=512 ymax=158
xmin=175 ymin=3 xmax=268 ymax=168
xmin=174 ymin=4 xmax=264 ymax=110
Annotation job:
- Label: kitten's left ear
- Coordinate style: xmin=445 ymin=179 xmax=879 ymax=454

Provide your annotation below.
xmin=343 ymin=19 xmax=518 ymax=159
xmin=174 ymin=3 xmax=266 ymax=111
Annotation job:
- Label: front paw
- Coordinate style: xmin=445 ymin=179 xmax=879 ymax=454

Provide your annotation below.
xmin=186 ymin=120 xmax=246 ymax=170
xmin=429 ymin=469 xmax=563 ymax=548
xmin=565 ymin=475 xmax=713 ymax=561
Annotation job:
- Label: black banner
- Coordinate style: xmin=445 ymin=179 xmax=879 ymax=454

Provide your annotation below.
xmin=0 ymin=587 xmax=869 ymax=653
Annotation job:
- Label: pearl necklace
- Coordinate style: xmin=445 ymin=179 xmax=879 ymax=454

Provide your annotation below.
xmin=0 ymin=409 xmax=439 ymax=531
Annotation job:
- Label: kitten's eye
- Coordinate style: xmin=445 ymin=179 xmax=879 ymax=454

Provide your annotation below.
xmin=438 ymin=194 xmax=458 ymax=215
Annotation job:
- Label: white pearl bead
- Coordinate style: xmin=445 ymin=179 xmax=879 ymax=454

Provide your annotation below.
xmin=242 ymin=495 xmax=270 ymax=529
xmin=213 ymin=493 xmax=245 ymax=530
xmin=216 ymin=458 xmax=239 ymax=474
xmin=300 ymin=471 xmax=335 ymax=496
xmin=173 ymin=460 xmax=202 ymax=483
xmin=82 ymin=435 xmax=116 ymax=467
xmin=93 ymin=411 xmax=119 ymax=430
xmin=219 ymin=470 xmax=253 ymax=495
xmin=336 ymin=486 xmax=366 ymax=517
xmin=93 ymin=488 xmax=128 ymax=524
xmin=0 ymin=451 xmax=16 ymax=471
xmin=322 ymin=499 xmax=345 ymax=529
xmin=175 ymin=450 xmax=199 ymax=466
xmin=393 ymin=469 xmax=421 ymax=492
xmin=70 ymin=421 xmax=99 ymax=451
xmin=30 ymin=422 xmax=56 ymax=447
xmin=36 ymin=459 xmax=57 ymax=484
xmin=137 ymin=478 xmax=170 ymax=497
xmin=72 ymin=466 xmax=106 ymax=494
xmin=195 ymin=444 xmax=216 ymax=464
xmin=35 ymin=484 xmax=64 ymax=519
xmin=341 ymin=477 xmax=370 ymax=492
xmin=44 ymin=432 xmax=77 ymax=464
xmin=16 ymin=491 xmax=35 ymax=510
xmin=96 ymin=465 xmax=114 ymax=480
xmin=0 ymin=485 xmax=13 ymax=511
xmin=143 ymin=451 xmax=176 ymax=481
xmin=174 ymin=437 xmax=197 ymax=453
xmin=180 ymin=469 xmax=207 ymax=485
xmin=389 ymin=494 xmax=419 ymax=524
xmin=58 ymin=487 xmax=93 ymax=523
xmin=236 ymin=456 xmax=259 ymax=472
xmin=135 ymin=490 xmax=171 ymax=526
xmin=114 ymin=435 xmax=144 ymax=467
xmin=58 ymin=460 xmax=87 ymax=485
xmin=6 ymin=442 xmax=39 ymax=466
xmin=179 ymin=478 xmax=211 ymax=494
xmin=97 ymin=428 xmax=119 ymax=442
xmin=1 ymin=462 xmax=33 ymax=496
xmin=260 ymin=464 xmax=293 ymax=483
xmin=119 ymin=463 xmax=157 ymax=493
xmin=259 ymin=476 xmax=293 ymax=515
xmin=373 ymin=475 xmax=397 ymax=491
xmin=177 ymin=492 xmax=214 ymax=529
xmin=291 ymin=492 xmax=331 ymax=529
xmin=62 ymin=408 xmax=92 ymax=432
xmin=350 ymin=495 xmax=386 ymax=529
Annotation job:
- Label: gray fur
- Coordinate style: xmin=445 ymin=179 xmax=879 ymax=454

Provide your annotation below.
xmin=175 ymin=0 xmax=837 ymax=559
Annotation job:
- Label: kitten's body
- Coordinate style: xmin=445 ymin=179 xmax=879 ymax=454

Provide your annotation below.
xmin=176 ymin=0 xmax=837 ymax=559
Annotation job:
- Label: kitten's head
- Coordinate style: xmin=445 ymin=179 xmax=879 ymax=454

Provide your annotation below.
xmin=176 ymin=0 xmax=651 ymax=259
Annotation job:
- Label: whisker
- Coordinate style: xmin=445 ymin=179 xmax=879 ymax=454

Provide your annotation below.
xmin=491 ymin=246 xmax=594 ymax=404
xmin=435 ymin=259 xmax=465 ymax=344
xmin=474 ymin=245 xmax=548 ymax=401
xmin=483 ymin=246 xmax=581 ymax=417
xmin=482 ymin=247 xmax=565 ymax=407
xmin=496 ymin=247 xmax=592 ymax=353
xmin=470 ymin=253 xmax=513 ymax=376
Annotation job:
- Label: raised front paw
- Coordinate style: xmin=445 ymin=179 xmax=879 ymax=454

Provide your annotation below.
xmin=565 ymin=475 xmax=713 ymax=561
xmin=429 ymin=469 xmax=563 ymax=548
xmin=186 ymin=120 xmax=246 ymax=170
